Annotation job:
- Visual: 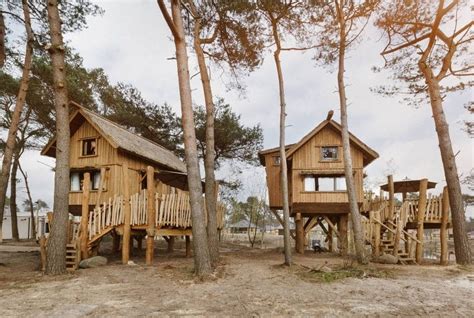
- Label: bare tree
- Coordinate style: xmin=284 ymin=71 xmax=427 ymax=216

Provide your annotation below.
xmin=314 ymin=0 xmax=378 ymax=264
xmin=255 ymin=0 xmax=318 ymax=265
xmin=45 ymin=0 xmax=71 ymax=275
xmin=18 ymin=162 xmax=36 ymax=238
xmin=0 ymin=11 xmax=5 ymax=68
xmin=158 ymin=0 xmax=212 ymax=277
xmin=377 ymin=0 xmax=472 ymax=264
xmin=0 ymin=0 xmax=33 ymax=243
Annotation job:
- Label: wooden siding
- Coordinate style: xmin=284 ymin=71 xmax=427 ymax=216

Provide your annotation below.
xmin=263 ymin=125 xmax=366 ymax=211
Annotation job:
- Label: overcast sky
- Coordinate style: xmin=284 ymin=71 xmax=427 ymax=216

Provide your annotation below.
xmin=16 ymin=0 xmax=472 ymax=216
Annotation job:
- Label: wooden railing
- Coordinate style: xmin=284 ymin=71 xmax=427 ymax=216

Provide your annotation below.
xmin=406 ymin=194 xmax=448 ymax=223
xmin=88 ymin=195 xmax=124 ymax=240
xmin=129 ymin=190 xmax=226 ymax=229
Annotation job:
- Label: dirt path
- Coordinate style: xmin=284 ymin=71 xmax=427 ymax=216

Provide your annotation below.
xmin=0 ymin=243 xmax=473 ymax=317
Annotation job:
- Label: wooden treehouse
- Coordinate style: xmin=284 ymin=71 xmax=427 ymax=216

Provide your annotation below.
xmin=41 ymin=102 xmax=224 ymax=270
xmin=259 ymin=112 xmax=452 ymax=265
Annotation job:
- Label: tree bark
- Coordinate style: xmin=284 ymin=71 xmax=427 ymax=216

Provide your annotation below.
xmin=18 ymin=162 xmax=36 ymax=239
xmin=45 ymin=0 xmax=71 ymax=275
xmin=336 ymin=2 xmax=368 ymax=264
xmin=159 ymin=0 xmax=212 ymax=277
xmin=418 ymin=60 xmax=472 ymax=265
xmin=0 ymin=11 xmax=5 ymax=68
xmin=271 ymin=19 xmax=292 ymax=266
xmin=0 ymin=0 xmax=33 ymax=243
xmin=193 ymin=17 xmax=219 ymax=267
xmin=10 ymin=150 xmax=21 ymax=241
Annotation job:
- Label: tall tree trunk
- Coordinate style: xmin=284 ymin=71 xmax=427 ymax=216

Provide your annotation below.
xmin=10 ymin=150 xmax=20 ymax=241
xmin=45 ymin=0 xmax=71 ymax=275
xmin=271 ymin=19 xmax=292 ymax=266
xmin=419 ymin=61 xmax=472 ymax=265
xmin=0 ymin=0 xmax=33 ymax=243
xmin=0 ymin=11 xmax=5 ymax=68
xmin=18 ymin=161 xmax=36 ymax=239
xmin=336 ymin=3 xmax=368 ymax=265
xmin=193 ymin=18 xmax=219 ymax=267
xmin=159 ymin=0 xmax=212 ymax=277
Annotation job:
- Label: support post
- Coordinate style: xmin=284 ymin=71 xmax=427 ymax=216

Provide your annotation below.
xmin=122 ymin=164 xmax=131 ymax=264
xmin=374 ymin=210 xmax=381 ymax=257
xmin=416 ymin=178 xmax=428 ymax=264
xmin=328 ymin=225 xmax=334 ymax=252
xmin=137 ymin=236 xmax=143 ymax=251
xmin=338 ymin=214 xmax=348 ymax=255
xmin=185 ymin=235 xmax=191 ymax=257
xmin=440 ymin=186 xmax=449 ymax=265
xmin=295 ymin=213 xmax=304 ymax=254
xmin=388 ymin=175 xmax=395 ymax=239
xmin=145 ymin=166 xmax=156 ymax=265
xmin=80 ymin=172 xmax=90 ymax=260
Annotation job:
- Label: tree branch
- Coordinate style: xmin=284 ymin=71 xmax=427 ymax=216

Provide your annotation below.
xmin=157 ymin=0 xmax=180 ymax=40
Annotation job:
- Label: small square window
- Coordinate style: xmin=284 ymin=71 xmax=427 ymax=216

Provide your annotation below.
xmin=81 ymin=138 xmax=97 ymax=156
xmin=321 ymin=146 xmax=338 ymax=161
xmin=272 ymin=156 xmax=281 ymax=165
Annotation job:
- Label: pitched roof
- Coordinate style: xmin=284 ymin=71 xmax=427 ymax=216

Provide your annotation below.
xmin=41 ymin=102 xmax=186 ymax=173
xmin=257 ymin=144 xmax=296 ymax=165
xmin=286 ymin=119 xmax=379 ymax=166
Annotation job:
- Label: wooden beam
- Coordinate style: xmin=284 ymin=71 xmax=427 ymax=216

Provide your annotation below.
xmin=156 ymin=228 xmax=192 ymax=236
xmin=80 ymin=172 xmax=90 ymax=260
xmin=145 ymin=166 xmax=155 ymax=266
xmin=440 ymin=186 xmax=449 ymax=265
xmin=303 ymin=216 xmax=318 ymax=234
xmin=323 ymin=216 xmax=339 ymax=238
xmin=121 ymin=163 xmax=131 ymax=264
xmin=416 ymin=179 xmax=428 ymax=264
xmin=338 ymin=215 xmax=348 ymax=255
xmin=295 ymin=213 xmax=304 ymax=254
xmin=316 ymin=217 xmax=329 ymax=235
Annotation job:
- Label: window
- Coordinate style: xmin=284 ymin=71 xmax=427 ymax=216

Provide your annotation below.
xmin=304 ymin=176 xmax=315 ymax=191
xmin=81 ymin=138 xmax=97 ymax=156
xmin=70 ymin=170 xmax=102 ymax=191
xmin=321 ymin=146 xmax=338 ymax=161
xmin=272 ymin=156 xmax=281 ymax=165
xmin=303 ymin=175 xmax=347 ymax=192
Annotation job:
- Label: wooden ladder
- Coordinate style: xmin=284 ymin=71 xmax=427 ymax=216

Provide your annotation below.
xmin=66 ymin=242 xmax=80 ymax=271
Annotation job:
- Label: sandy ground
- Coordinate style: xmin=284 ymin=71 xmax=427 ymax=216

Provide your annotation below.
xmin=0 ymin=238 xmax=473 ymax=317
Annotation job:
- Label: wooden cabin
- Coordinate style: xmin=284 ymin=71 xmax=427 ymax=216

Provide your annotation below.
xmin=259 ymin=116 xmax=379 ymax=213
xmin=41 ymin=102 xmax=224 ymax=270
xmin=259 ymin=115 xmax=378 ymax=254
xmin=42 ymin=102 xmax=187 ymax=216
xmin=259 ymin=114 xmax=452 ymax=265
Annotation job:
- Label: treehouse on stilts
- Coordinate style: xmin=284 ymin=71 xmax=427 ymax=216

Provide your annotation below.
xmin=259 ymin=112 xmax=451 ymax=265
xmin=41 ymin=102 xmax=225 ymax=271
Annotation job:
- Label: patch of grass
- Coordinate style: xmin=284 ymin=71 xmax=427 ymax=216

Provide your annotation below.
xmin=293 ymin=262 xmax=395 ymax=284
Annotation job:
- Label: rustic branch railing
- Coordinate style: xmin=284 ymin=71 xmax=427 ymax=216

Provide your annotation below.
xmin=406 ymin=194 xmax=447 ymax=223
xmin=88 ymin=195 xmax=123 ymax=240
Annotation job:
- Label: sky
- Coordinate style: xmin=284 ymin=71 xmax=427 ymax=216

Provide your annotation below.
xmin=13 ymin=0 xmax=473 ymax=217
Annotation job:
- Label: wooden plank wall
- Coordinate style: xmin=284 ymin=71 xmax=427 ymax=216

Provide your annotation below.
xmin=264 ymin=125 xmax=366 ymax=208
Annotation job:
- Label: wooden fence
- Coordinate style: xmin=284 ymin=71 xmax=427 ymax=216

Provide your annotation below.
xmin=88 ymin=195 xmax=124 ymax=239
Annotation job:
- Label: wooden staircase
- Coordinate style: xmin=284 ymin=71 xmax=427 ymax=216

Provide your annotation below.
xmin=66 ymin=242 xmax=80 ymax=271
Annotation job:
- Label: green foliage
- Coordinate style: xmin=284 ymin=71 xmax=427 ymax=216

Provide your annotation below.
xmin=194 ymin=98 xmax=263 ymax=167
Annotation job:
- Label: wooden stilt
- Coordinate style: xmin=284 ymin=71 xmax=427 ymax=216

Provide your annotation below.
xmin=185 ymin=235 xmax=191 ymax=257
xmin=145 ymin=166 xmax=156 ymax=265
xmin=328 ymin=226 xmax=333 ymax=252
xmin=122 ymin=164 xmax=131 ymax=264
xmin=416 ymin=179 xmax=428 ymax=264
xmin=440 ymin=186 xmax=449 ymax=265
xmin=295 ymin=213 xmax=304 ymax=254
xmin=80 ymin=172 xmax=91 ymax=260
xmin=39 ymin=235 xmax=46 ymax=271
xmin=338 ymin=214 xmax=348 ymax=255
